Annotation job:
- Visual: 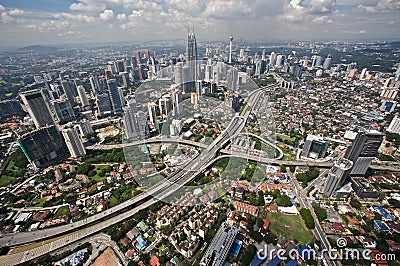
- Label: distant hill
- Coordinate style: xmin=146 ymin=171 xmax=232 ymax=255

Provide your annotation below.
xmin=17 ymin=45 xmax=59 ymax=53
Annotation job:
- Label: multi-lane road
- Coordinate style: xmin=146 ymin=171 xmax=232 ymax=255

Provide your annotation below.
xmin=0 ymin=84 xmax=273 ymax=265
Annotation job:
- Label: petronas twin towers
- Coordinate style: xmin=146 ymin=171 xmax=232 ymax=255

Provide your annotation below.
xmin=186 ymin=30 xmax=198 ymax=62
xmin=185 ymin=30 xmax=198 ymax=94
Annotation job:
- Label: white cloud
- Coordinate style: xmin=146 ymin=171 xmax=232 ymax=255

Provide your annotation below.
xmin=53 ymin=12 xmax=96 ymax=23
xmin=116 ymin=13 xmax=127 ymax=21
xmin=27 ymin=20 xmax=72 ymax=32
xmin=9 ymin=9 xmax=25 ymax=16
xmin=166 ymin=0 xmax=205 ymax=13
xmin=69 ymin=0 xmax=106 ymax=11
xmin=99 ymin=9 xmax=114 ymax=21
xmin=280 ymin=0 xmax=337 ymax=23
xmin=358 ymin=0 xmax=400 ymax=13
xmin=118 ymin=0 xmax=163 ymax=10
xmin=309 ymin=0 xmax=337 ymax=14
xmin=313 ymin=15 xmax=333 ymax=24
xmin=202 ymin=0 xmax=252 ymax=19
xmin=359 ymin=30 xmax=367 ymax=34
xmin=1 ymin=12 xmax=14 ymax=23
xmin=0 ymin=5 xmax=5 ymax=12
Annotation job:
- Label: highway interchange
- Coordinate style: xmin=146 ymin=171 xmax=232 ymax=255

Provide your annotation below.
xmin=0 ymin=82 xmax=399 ymax=265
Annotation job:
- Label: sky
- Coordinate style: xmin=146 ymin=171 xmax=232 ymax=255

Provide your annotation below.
xmin=0 ymin=0 xmax=399 ymax=47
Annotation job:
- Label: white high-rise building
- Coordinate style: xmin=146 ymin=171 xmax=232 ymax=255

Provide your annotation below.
xmin=269 ymin=52 xmax=277 ymax=66
xmin=387 ymin=116 xmax=400 ymax=134
xmin=62 ymin=127 xmax=86 ymax=158
xmin=74 ymin=119 xmax=93 ymax=137
xmin=359 ymin=68 xmax=368 ymax=80
xmin=191 ymin=92 xmax=198 ymax=106
xmin=170 ymin=119 xmax=182 ymax=136
xmin=275 ymin=55 xmax=283 ymax=67
xmin=77 ymin=85 xmax=89 ymax=107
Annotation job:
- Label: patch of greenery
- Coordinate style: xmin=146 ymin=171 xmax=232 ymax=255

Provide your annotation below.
xmin=299 ymin=208 xmax=315 ymax=229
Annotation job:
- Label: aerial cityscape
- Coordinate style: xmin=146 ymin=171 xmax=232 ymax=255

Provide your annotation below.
xmin=0 ymin=1 xmax=400 ymax=266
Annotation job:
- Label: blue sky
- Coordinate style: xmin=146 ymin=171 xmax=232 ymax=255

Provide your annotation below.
xmin=0 ymin=0 xmax=399 ymax=47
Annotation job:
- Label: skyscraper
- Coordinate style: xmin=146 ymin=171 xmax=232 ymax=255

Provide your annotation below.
xmin=186 ymin=30 xmax=198 ymax=63
xmin=74 ymin=119 xmax=93 ymax=137
xmin=62 ymin=127 xmax=86 ymax=158
xmin=344 ymin=130 xmax=384 ymax=176
xmin=18 ymin=125 xmax=68 ymax=169
xmin=123 ymin=99 xmax=140 ymax=140
xmin=52 ymin=99 xmax=75 ymax=123
xmin=185 ymin=30 xmax=198 ymax=94
xmin=301 ymin=135 xmax=329 ymax=159
xmin=323 ymin=54 xmax=332 ymax=70
xmin=61 ymin=80 xmax=76 ymax=106
xmin=96 ymin=93 xmax=112 ymax=116
xmin=323 ymin=158 xmax=353 ymax=197
xmin=77 ymin=85 xmax=89 ymax=107
xmin=20 ymin=89 xmax=56 ymax=128
xmin=229 ymin=35 xmax=233 ymax=64
xmin=107 ymin=79 xmax=123 ymax=114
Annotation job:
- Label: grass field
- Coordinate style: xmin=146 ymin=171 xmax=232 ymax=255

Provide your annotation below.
xmin=0 ymin=175 xmax=15 ymax=187
xmin=55 ymin=206 xmax=70 ymax=217
xmin=276 ymin=133 xmax=295 ymax=143
xmin=266 ymin=211 xmax=313 ymax=244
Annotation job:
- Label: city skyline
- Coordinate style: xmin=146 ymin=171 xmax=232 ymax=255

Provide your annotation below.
xmin=0 ymin=0 xmax=399 ymax=48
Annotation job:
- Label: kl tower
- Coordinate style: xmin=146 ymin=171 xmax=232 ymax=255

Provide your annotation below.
xmin=229 ymin=35 xmax=233 ymax=64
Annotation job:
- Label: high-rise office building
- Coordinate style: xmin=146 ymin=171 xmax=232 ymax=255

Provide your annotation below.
xmin=107 ymin=79 xmax=123 ymax=114
xmin=315 ymin=55 xmax=323 ymax=67
xmin=52 ymin=99 xmax=75 ymax=123
xmin=323 ymin=158 xmax=353 ymax=197
xmin=227 ymin=68 xmax=238 ymax=91
xmin=77 ymin=85 xmax=89 ymax=107
xmin=359 ymin=68 xmax=368 ymax=80
xmin=269 ymin=52 xmax=277 ymax=66
xmin=123 ymin=99 xmax=141 ymax=140
xmin=135 ymin=51 xmax=142 ymax=65
xmin=96 ymin=93 xmax=112 ymax=116
xmin=275 ymin=55 xmax=283 ymax=67
xmin=146 ymin=102 xmax=157 ymax=125
xmin=323 ymin=54 xmax=332 ymax=70
xmin=301 ymin=135 xmax=329 ymax=159
xmin=345 ymin=130 xmax=384 ymax=176
xmin=20 ymin=89 xmax=56 ymax=128
xmin=172 ymin=88 xmax=182 ymax=115
xmin=62 ymin=127 xmax=86 ymax=158
xmin=387 ymin=116 xmax=400 ymax=134
xmin=199 ymin=222 xmax=238 ymax=266
xmin=185 ymin=30 xmax=198 ymax=94
xmin=74 ymin=119 xmax=93 ymax=137
xmin=18 ymin=125 xmax=68 ymax=169
xmin=186 ymin=30 xmax=198 ymax=63
xmin=114 ymin=60 xmax=125 ymax=74
xmin=159 ymin=96 xmax=172 ymax=118
xmin=61 ymin=80 xmax=76 ymax=106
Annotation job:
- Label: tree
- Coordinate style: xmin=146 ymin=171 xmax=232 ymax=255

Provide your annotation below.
xmin=76 ymin=162 xmax=94 ymax=175
xmin=250 ymin=231 xmax=263 ymax=243
xmin=313 ymin=204 xmax=327 ymax=222
xmin=350 ymin=196 xmax=362 ymax=209
xmin=300 ymin=208 xmax=315 ymax=229
xmin=240 ymin=245 xmax=256 ymax=265
xmin=276 ymin=194 xmax=292 ymax=207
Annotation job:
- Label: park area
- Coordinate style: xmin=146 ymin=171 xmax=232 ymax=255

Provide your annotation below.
xmin=266 ymin=212 xmax=313 ymax=244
